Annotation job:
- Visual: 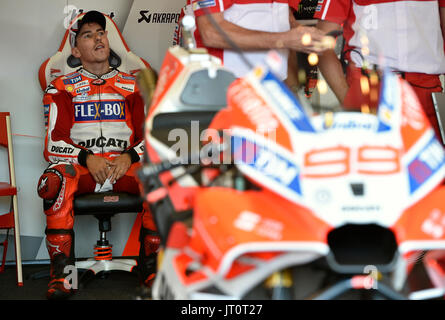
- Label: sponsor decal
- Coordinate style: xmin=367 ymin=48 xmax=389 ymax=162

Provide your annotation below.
xmin=51 ymin=146 xmax=75 ymax=154
xmin=63 ymin=75 xmax=82 ymax=85
xmin=115 ymin=82 xmax=135 ymax=92
xmin=232 ymin=136 xmax=302 ymax=194
xmin=45 ymin=84 xmax=58 ymax=94
xmin=78 ymin=137 xmax=128 ymax=149
xmin=74 ymin=80 xmax=89 ymax=88
xmin=92 ymin=79 xmax=106 ymax=85
xmin=421 ymin=209 xmax=445 ymax=239
xmin=316 ymin=4 xmax=322 ymax=12
xmin=53 ymin=178 xmax=66 ymax=211
xmin=193 ymin=0 xmax=216 ymax=10
xmin=341 ymin=205 xmax=381 ymax=212
xmin=327 ymin=120 xmax=374 ymax=130
xmin=138 ymin=10 xmax=180 ymax=24
xmin=103 ymin=196 xmax=119 ymax=203
xmin=234 ymin=211 xmax=283 ymax=240
xmin=119 ymin=74 xmax=136 ymax=81
xmin=229 ymin=81 xmax=279 ymax=133
xmin=75 ymin=86 xmax=90 ymax=94
xmin=74 ymin=101 xmax=126 ymax=121
xmin=261 ymin=70 xmax=315 ymax=133
xmin=65 ymin=85 xmax=74 ymax=92
xmin=408 ymin=136 xmax=445 ymax=194
xmin=63 ymin=72 xmax=80 ymax=80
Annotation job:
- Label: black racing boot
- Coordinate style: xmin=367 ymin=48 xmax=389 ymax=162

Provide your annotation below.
xmin=45 ymin=230 xmax=75 ymax=300
xmin=136 ymin=228 xmax=160 ymax=299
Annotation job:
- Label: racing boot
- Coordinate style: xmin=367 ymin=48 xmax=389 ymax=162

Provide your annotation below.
xmin=45 ymin=230 xmax=75 ymax=300
xmin=136 ymin=228 xmax=161 ymax=299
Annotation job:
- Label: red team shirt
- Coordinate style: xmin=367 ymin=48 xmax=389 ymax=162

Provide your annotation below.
xmin=314 ymin=0 xmax=445 ymax=74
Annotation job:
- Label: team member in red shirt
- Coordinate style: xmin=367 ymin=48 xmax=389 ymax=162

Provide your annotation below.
xmin=37 ymin=11 xmax=159 ymax=299
xmin=315 ymin=0 xmax=445 ymax=137
xmin=175 ymin=0 xmax=326 ymax=80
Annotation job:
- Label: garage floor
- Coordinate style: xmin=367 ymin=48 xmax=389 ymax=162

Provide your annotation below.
xmin=0 ymin=263 xmax=145 ymax=300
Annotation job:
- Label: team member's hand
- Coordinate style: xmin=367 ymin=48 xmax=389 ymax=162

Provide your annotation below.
xmin=107 ymin=153 xmax=132 ymax=184
xmin=86 ymin=154 xmax=112 ymax=185
xmin=286 ymin=25 xmax=327 ymax=54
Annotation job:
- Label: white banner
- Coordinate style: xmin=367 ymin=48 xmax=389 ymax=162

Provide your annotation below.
xmin=123 ymin=0 xmax=185 ymax=73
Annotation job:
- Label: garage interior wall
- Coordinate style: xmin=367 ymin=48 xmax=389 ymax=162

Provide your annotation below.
xmin=0 ymin=0 xmax=184 ymax=262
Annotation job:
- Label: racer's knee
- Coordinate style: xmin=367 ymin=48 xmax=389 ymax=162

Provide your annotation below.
xmin=37 ymin=168 xmax=64 ymax=201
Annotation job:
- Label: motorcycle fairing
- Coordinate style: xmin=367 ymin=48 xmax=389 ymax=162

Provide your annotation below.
xmin=187 ymin=187 xmax=331 ymax=277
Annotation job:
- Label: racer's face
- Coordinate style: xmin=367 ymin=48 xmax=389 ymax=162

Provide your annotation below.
xmin=72 ymin=22 xmax=110 ymax=65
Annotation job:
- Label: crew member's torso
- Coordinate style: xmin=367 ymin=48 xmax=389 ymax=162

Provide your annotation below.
xmin=315 ymin=0 xmax=445 ymax=74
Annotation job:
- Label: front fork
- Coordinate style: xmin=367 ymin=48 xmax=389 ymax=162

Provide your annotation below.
xmin=265 ymin=269 xmax=293 ymax=300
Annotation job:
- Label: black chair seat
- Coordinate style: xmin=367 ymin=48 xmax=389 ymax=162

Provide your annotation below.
xmin=73 ymin=192 xmax=143 ymax=216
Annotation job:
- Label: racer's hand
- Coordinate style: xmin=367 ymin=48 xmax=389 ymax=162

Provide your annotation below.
xmin=107 ymin=153 xmax=132 ymax=184
xmin=286 ymin=26 xmax=330 ymax=54
xmin=86 ymin=154 xmax=112 ymax=185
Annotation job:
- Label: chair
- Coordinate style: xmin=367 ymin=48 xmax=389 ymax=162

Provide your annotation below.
xmin=73 ymin=192 xmax=143 ymax=283
xmin=0 ymin=112 xmax=23 ymax=286
xmin=37 ymin=12 xmax=153 ymax=287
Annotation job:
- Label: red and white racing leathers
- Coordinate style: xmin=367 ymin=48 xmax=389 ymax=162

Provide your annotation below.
xmin=314 ymin=0 xmax=445 ymax=136
xmin=40 ymin=68 xmax=157 ymax=263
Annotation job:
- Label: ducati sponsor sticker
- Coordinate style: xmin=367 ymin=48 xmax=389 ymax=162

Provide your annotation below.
xmin=74 ymin=101 xmax=126 ymax=121
xmin=78 ymin=137 xmax=128 ymax=149
xmin=92 ymin=79 xmax=106 ymax=85
xmin=51 ymin=146 xmax=75 ymax=154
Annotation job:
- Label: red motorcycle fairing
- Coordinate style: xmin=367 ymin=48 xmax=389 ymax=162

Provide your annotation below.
xmin=189 ymin=187 xmax=332 ymax=276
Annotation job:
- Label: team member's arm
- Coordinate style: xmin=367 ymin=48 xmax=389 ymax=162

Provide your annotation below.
xmin=196 ymin=11 xmax=326 ymax=54
xmin=285 ymin=8 xmax=302 ymax=88
xmin=316 ymin=20 xmax=349 ymax=103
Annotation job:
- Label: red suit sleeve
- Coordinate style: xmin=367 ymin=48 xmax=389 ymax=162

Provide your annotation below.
xmin=124 ymin=85 xmax=146 ymax=163
xmin=289 ymin=0 xmax=301 ymax=11
xmin=313 ymin=0 xmax=351 ymax=24
xmin=43 ymin=81 xmax=90 ymax=165
xmin=191 ymin=0 xmax=234 ymax=17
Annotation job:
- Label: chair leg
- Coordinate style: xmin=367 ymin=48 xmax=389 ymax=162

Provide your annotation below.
xmin=12 ymin=195 xmax=23 ymax=286
xmin=0 ymin=230 xmax=9 ymax=273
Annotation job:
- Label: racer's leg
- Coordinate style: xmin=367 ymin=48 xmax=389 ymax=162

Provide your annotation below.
xmin=37 ymin=163 xmax=89 ymax=299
